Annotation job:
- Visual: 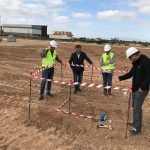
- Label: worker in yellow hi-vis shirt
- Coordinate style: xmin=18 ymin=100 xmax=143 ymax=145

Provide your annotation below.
xmin=39 ymin=40 xmax=63 ymax=100
xmin=100 ymin=44 xmax=115 ymax=95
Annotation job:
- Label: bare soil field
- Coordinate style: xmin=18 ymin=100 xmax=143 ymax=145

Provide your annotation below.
xmin=0 ymin=38 xmax=150 ymax=150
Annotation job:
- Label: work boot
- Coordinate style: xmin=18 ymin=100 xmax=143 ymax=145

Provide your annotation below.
xmin=46 ymin=92 xmax=53 ymax=97
xmin=130 ymin=127 xmax=141 ymax=136
xmin=108 ymin=89 xmax=111 ymax=95
xmin=77 ymin=86 xmax=82 ymax=92
xmin=103 ymin=89 xmax=108 ymax=96
xmin=74 ymin=87 xmax=78 ymax=94
xmin=39 ymin=95 xmax=44 ymax=100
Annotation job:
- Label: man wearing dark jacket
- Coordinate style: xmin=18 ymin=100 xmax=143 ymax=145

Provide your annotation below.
xmin=118 ymin=47 xmax=150 ymax=136
xmin=69 ymin=44 xmax=93 ymax=94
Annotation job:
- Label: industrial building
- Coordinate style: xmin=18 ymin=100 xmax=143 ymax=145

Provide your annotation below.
xmin=53 ymin=31 xmax=73 ymax=37
xmin=49 ymin=31 xmax=74 ymax=40
xmin=2 ymin=24 xmax=47 ymax=37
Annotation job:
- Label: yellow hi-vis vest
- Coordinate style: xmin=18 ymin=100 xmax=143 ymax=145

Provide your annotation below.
xmin=100 ymin=52 xmax=115 ymax=70
xmin=42 ymin=50 xmax=57 ymax=67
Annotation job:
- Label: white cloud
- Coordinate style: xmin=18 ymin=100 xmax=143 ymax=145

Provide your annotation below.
xmin=7 ymin=18 xmax=38 ymax=24
xmin=49 ymin=7 xmax=65 ymax=13
xmin=97 ymin=10 xmax=137 ymax=21
xmin=73 ymin=12 xmax=92 ymax=18
xmin=49 ymin=0 xmax=65 ymax=6
xmin=76 ymin=22 xmax=94 ymax=27
xmin=0 ymin=0 xmax=67 ymax=18
xmin=0 ymin=0 xmax=48 ymax=17
xmin=0 ymin=0 xmax=69 ymax=32
xmin=139 ymin=6 xmax=150 ymax=14
xmin=129 ymin=0 xmax=150 ymax=14
xmin=129 ymin=0 xmax=150 ymax=7
xmin=52 ymin=13 xmax=69 ymax=23
xmin=140 ymin=22 xmax=150 ymax=28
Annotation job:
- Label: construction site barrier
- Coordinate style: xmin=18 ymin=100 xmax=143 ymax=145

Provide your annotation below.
xmin=28 ymin=64 xmax=131 ymax=132
xmin=31 ymin=63 xmax=128 ymax=77
xmin=32 ymin=76 xmax=131 ymax=95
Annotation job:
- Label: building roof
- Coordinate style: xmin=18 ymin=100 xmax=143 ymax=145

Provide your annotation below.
xmin=3 ymin=24 xmax=47 ymax=29
xmin=53 ymin=31 xmax=73 ymax=37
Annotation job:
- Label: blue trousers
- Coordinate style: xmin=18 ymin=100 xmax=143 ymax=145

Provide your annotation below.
xmin=132 ymin=90 xmax=149 ymax=129
xmin=102 ymin=72 xmax=113 ymax=92
xmin=40 ymin=68 xmax=54 ymax=96
xmin=102 ymin=72 xmax=113 ymax=86
xmin=73 ymin=71 xmax=83 ymax=93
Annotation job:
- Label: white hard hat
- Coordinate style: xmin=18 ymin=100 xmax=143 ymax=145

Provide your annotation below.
xmin=126 ymin=47 xmax=139 ymax=58
xmin=50 ymin=40 xmax=57 ymax=48
xmin=104 ymin=44 xmax=111 ymax=52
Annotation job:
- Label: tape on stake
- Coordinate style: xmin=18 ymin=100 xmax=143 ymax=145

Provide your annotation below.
xmin=32 ymin=76 xmax=131 ymax=94
xmin=31 ymin=63 xmax=128 ymax=78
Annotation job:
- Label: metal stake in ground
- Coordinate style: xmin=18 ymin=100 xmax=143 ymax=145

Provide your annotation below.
xmin=68 ymin=82 xmax=72 ymax=116
xmin=89 ymin=66 xmax=94 ymax=96
xmin=125 ymin=92 xmax=132 ymax=138
xmin=29 ymin=77 xmax=32 ymax=119
xmin=60 ymin=64 xmax=63 ymax=92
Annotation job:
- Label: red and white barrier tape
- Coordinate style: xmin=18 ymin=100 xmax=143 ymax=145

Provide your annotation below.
xmin=56 ymin=99 xmax=94 ymax=119
xmin=56 ymin=99 xmax=112 ymax=129
xmin=57 ymin=108 xmax=94 ymax=119
xmin=31 ymin=70 xmax=130 ymax=89
xmin=33 ymin=76 xmax=131 ymax=95
xmin=30 ymin=65 xmax=55 ymax=77
xmin=31 ymin=68 xmax=130 ymax=87
xmin=65 ymin=63 xmax=128 ymax=74
xmin=30 ymin=63 xmax=128 ymax=78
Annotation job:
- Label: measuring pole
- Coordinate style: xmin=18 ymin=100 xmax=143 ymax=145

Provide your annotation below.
xmin=29 ymin=77 xmax=32 ymax=119
xmin=60 ymin=64 xmax=63 ymax=92
xmin=89 ymin=65 xmax=94 ymax=96
xmin=125 ymin=92 xmax=132 ymax=138
xmin=68 ymin=82 xmax=72 ymax=116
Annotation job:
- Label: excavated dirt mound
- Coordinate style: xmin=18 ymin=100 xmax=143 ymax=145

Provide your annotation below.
xmin=0 ymin=39 xmax=150 ymax=150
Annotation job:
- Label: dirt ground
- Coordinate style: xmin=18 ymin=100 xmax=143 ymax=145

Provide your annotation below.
xmin=0 ymin=38 xmax=150 ymax=150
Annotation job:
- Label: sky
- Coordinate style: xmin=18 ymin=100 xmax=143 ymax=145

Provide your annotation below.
xmin=0 ymin=0 xmax=150 ymax=41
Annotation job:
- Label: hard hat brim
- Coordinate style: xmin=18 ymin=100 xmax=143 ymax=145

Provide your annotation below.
xmin=104 ymin=49 xmax=111 ymax=52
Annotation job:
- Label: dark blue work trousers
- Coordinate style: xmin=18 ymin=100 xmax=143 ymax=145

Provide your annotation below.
xmin=73 ymin=71 xmax=83 ymax=93
xmin=40 ymin=68 xmax=54 ymax=96
xmin=102 ymin=72 xmax=113 ymax=87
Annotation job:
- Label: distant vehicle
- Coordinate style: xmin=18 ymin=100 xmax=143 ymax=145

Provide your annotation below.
xmin=7 ymin=34 xmax=16 ymax=42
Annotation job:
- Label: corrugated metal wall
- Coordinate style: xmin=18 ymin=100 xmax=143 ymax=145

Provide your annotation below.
xmin=2 ymin=25 xmax=47 ymax=37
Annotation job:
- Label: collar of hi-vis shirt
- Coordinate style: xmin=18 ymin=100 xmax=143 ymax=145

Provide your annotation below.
xmin=50 ymin=50 xmax=54 ymax=56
